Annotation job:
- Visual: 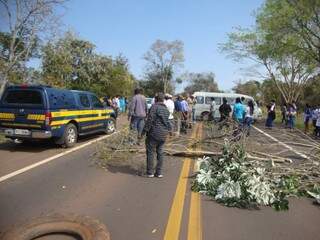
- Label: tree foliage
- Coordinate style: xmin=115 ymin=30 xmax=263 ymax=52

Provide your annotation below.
xmin=143 ymin=39 xmax=184 ymax=93
xmin=257 ymin=0 xmax=320 ymax=65
xmin=183 ymin=72 xmax=219 ymax=94
xmin=42 ymin=32 xmax=135 ymax=97
xmin=232 ymin=80 xmax=261 ymax=101
xmin=221 ymin=0 xmax=319 ymax=104
xmin=0 ymin=0 xmax=66 ymax=95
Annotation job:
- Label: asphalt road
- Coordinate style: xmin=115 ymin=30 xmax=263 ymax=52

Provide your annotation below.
xmin=0 ymin=119 xmax=319 ymax=240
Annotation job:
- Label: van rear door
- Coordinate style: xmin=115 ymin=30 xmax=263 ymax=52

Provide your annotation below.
xmin=0 ymin=87 xmax=48 ymax=132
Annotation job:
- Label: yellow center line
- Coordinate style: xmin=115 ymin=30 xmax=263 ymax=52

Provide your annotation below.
xmin=188 ymin=122 xmax=203 ymax=240
xmin=163 ymin=124 xmax=199 ymax=240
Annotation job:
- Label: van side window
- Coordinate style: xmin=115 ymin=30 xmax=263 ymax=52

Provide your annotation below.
xmin=226 ymin=98 xmax=235 ymax=105
xmin=205 ymin=97 xmax=221 ymax=105
xmin=79 ymin=94 xmax=90 ymax=108
xmin=196 ymin=96 xmax=204 ymax=104
xmin=90 ymin=95 xmax=104 ymax=109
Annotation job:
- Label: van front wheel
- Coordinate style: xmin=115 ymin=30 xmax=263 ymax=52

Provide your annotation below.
xmin=59 ymin=123 xmax=78 ymax=148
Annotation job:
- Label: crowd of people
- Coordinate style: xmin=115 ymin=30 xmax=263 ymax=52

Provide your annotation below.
xmin=125 ymin=89 xmax=258 ymax=178
xmin=103 ymin=89 xmax=320 ymax=178
xmin=269 ymin=101 xmax=320 ymax=137
xmin=102 ymin=96 xmax=128 ymax=117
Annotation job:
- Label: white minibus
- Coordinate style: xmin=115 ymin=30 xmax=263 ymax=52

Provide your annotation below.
xmin=193 ymin=92 xmax=262 ymax=120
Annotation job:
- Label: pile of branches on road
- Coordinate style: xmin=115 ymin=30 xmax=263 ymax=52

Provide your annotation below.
xmin=192 ymin=139 xmax=320 ymax=210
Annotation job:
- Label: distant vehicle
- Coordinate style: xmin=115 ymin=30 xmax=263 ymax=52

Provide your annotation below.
xmin=0 ymin=85 xmax=116 ymax=147
xmin=192 ymin=91 xmax=262 ymax=121
xmin=146 ymin=97 xmax=153 ymax=110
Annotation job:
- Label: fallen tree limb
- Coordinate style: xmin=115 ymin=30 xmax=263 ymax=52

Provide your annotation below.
xmin=250 ymin=151 xmax=293 ymax=163
xmin=163 ymin=150 xmax=222 ymax=157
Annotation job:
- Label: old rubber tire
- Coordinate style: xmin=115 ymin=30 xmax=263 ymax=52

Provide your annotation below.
xmin=1 ymin=214 xmax=110 ymax=240
xmin=62 ymin=123 xmax=78 ymax=148
xmin=105 ymin=118 xmax=116 ymax=134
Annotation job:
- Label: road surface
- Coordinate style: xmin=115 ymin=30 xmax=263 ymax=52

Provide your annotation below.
xmin=0 ymin=118 xmax=319 ymax=239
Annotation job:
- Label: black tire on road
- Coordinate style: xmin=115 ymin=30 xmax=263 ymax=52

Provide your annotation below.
xmin=105 ymin=118 xmax=116 ymax=134
xmin=1 ymin=214 xmax=110 ymax=240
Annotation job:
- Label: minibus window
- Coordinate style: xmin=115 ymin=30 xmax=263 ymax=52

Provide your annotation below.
xmin=205 ymin=97 xmax=221 ymax=105
xmin=196 ymin=96 xmax=204 ymax=104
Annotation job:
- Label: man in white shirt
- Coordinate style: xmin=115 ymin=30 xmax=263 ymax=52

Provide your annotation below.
xmin=164 ymin=94 xmax=175 ymax=133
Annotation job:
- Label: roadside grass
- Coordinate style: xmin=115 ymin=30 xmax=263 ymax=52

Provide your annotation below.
xmin=273 ymin=113 xmax=305 ymax=130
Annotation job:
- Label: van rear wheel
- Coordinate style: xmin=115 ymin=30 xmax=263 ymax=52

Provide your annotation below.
xmin=59 ymin=123 xmax=77 ymax=148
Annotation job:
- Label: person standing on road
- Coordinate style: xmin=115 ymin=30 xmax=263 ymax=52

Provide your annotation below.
xmin=316 ymin=106 xmax=320 ymax=138
xmin=244 ymin=100 xmax=254 ymax=136
xmin=190 ymin=95 xmax=197 ymax=123
xmin=180 ymin=96 xmax=189 ymax=134
xmin=312 ymin=106 xmax=318 ymax=136
xmin=219 ymin=97 xmax=232 ymax=122
xmin=287 ymin=103 xmax=297 ymax=130
xmin=164 ymin=94 xmax=175 ymax=134
xmin=281 ymin=104 xmax=287 ymax=125
xmin=210 ymin=97 xmax=216 ymax=121
xmin=143 ymin=93 xmax=171 ymax=178
xmin=233 ymin=97 xmax=245 ymax=124
xmin=186 ymin=94 xmax=195 ymax=128
xmin=128 ymin=88 xmax=148 ymax=143
xmin=303 ymin=103 xmax=312 ymax=134
xmin=265 ymin=100 xmax=276 ymax=129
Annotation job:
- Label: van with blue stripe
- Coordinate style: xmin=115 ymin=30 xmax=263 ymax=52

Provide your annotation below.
xmin=0 ymin=85 xmax=116 ymax=147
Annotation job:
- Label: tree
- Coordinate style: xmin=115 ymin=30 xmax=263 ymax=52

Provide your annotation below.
xmin=0 ymin=0 xmax=66 ymax=95
xmin=42 ymin=32 xmax=135 ymax=97
xmin=257 ymin=0 xmax=320 ymax=65
xmin=301 ymin=74 xmax=320 ymax=107
xmin=143 ymin=39 xmax=184 ymax=93
xmin=139 ymin=68 xmax=174 ymax=97
xmin=221 ymin=23 xmax=316 ymax=104
xmin=183 ymin=72 xmax=219 ymax=93
xmin=232 ymin=80 xmax=262 ymax=101
xmin=260 ymin=79 xmax=283 ymax=105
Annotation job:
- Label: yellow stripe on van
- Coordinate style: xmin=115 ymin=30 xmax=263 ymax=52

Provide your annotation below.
xmin=50 ymin=116 xmax=109 ymax=126
xmin=27 ymin=114 xmax=45 ymax=121
xmin=51 ymin=109 xmax=113 ymax=117
xmin=0 ymin=113 xmax=15 ymax=119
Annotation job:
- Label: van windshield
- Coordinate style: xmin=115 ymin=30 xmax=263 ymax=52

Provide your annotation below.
xmin=3 ymin=90 xmax=44 ymax=106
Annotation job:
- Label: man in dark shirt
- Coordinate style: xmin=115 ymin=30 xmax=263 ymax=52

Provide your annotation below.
xmin=143 ymin=93 xmax=171 ymax=178
xmin=219 ymin=97 xmax=232 ymax=121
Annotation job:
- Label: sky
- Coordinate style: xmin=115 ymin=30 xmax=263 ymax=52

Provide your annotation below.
xmin=61 ymin=0 xmax=264 ymax=92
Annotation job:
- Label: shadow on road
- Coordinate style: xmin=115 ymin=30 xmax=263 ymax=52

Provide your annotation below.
xmin=0 ymin=133 xmax=107 ymax=153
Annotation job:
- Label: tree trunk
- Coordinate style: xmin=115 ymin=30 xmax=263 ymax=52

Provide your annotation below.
xmin=0 ymin=76 xmax=8 ymax=99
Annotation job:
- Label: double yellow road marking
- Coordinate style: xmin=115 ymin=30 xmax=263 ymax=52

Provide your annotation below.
xmin=188 ymin=124 xmax=203 ymax=240
xmin=164 ymin=123 xmax=203 ymax=240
